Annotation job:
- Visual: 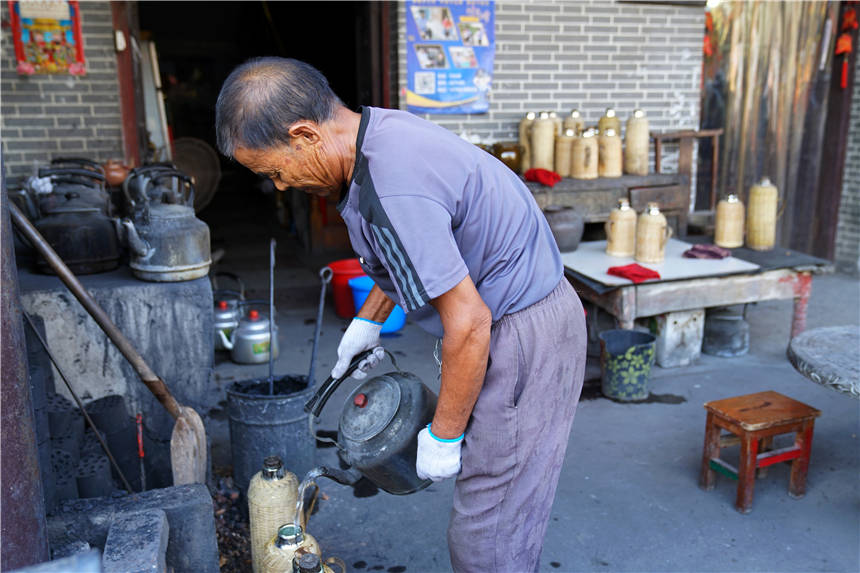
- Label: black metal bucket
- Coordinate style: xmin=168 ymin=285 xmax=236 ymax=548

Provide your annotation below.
xmin=227 ymin=375 xmax=316 ymax=493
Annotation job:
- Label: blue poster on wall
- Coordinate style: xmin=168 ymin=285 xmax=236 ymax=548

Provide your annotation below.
xmin=405 ymin=0 xmax=494 ymax=115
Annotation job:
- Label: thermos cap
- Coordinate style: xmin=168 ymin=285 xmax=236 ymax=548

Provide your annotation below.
xmin=633 ymin=109 xmax=645 ymax=119
xmin=563 ymin=129 xmax=576 ymax=137
xmin=570 ymin=109 xmax=581 ymax=118
xmin=262 ymin=456 xmax=285 ymax=480
xmin=276 ymin=524 xmax=304 ymax=547
xmin=726 ymin=194 xmax=740 ymax=203
xmin=581 ymin=128 xmax=596 ymax=138
xmin=617 ymin=198 xmax=631 ymax=210
xmin=605 ymin=108 xmax=616 ymax=117
xmin=759 ymin=176 xmax=773 ymax=186
xmin=539 ymin=111 xmax=551 ymax=120
xmin=602 ymin=128 xmax=617 ymax=137
xmin=646 ymin=202 xmax=661 ymax=214
xmin=526 ymin=111 xmax=536 ymax=120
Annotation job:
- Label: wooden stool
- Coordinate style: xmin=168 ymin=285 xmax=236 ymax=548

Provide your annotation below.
xmin=699 ymin=390 xmax=820 ymax=513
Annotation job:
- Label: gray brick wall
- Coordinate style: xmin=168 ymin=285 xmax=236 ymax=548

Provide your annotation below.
xmin=835 ymin=56 xmax=860 ymax=274
xmin=1 ymin=1 xmax=123 ymax=178
xmin=395 ymin=0 xmax=704 ymax=174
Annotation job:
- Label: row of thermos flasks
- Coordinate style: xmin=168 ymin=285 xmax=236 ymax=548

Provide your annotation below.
xmin=482 ymin=108 xmax=650 ymax=179
xmin=606 ymin=176 xmax=780 ymax=265
xmin=9 ymin=157 xmax=212 ymax=283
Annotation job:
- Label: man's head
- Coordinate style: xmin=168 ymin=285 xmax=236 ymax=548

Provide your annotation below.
xmin=216 ymin=57 xmax=348 ymax=195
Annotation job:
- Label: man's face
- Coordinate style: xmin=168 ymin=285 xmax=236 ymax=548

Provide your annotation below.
xmin=233 ymin=135 xmax=339 ymax=197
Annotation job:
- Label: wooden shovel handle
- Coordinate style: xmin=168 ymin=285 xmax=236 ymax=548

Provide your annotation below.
xmin=9 ymin=202 xmax=183 ymax=420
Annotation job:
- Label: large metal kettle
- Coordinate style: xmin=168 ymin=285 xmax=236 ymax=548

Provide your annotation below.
xmin=25 ymin=166 xmax=120 ymax=275
xmin=121 ymin=168 xmax=211 ymax=282
xmin=304 ymin=351 xmax=437 ymax=495
xmin=217 ymin=307 xmax=279 ymax=364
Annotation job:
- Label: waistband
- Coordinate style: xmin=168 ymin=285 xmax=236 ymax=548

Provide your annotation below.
xmin=492 ymin=278 xmax=576 ymax=331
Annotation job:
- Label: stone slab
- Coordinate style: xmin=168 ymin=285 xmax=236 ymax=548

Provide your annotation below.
xmin=102 ymin=509 xmax=168 ymax=573
xmin=8 ymin=550 xmax=102 ymax=573
xmin=47 ymin=484 xmax=218 ymax=573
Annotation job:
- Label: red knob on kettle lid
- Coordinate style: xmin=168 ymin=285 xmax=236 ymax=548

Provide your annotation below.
xmin=354 ymin=393 xmax=368 ymax=408
xmin=248 ymin=309 xmax=259 ymax=320
xmin=217 ymin=300 xmax=228 ymax=310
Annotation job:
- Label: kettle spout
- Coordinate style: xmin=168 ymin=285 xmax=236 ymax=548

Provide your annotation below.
xmin=121 ymin=219 xmax=153 ymax=259
xmin=216 ymin=329 xmax=234 ymax=350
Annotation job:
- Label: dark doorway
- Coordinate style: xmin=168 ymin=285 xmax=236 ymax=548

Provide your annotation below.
xmin=137 ymin=1 xmax=389 ymax=253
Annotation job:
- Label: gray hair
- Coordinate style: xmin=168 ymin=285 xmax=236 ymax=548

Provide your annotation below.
xmin=215 ymin=57 xmax=343 ymax=157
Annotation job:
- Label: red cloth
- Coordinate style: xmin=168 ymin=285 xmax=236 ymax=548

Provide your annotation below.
xmin=523 ymin=168 xmax=562 ymax=188
xmin=607 ymin=263 xmax=661 ymax=284
xmin=682 ymin=243 xmax=731 ymax=259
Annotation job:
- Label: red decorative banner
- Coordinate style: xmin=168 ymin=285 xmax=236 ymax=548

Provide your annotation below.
xmin=8 ymin=0 xmax=85 ymax=75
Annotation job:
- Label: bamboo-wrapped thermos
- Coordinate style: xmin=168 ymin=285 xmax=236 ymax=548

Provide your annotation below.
xmin=571 ymin=128 xmax=598 ymax=179
xmin=746 ymin=177 xmax=778 ymax=250
xmin=518 ymin=112 xmax=536 ymax=172
xmin=549 ymin=111 xmax=563 ymax=136
xmin=635 ymin=202 xmax=672 ymax=264
xmin=563 ymin=109 xmax=585 ymax=135
xmin=624 ymin=109 xmax=649 ymax=175
xmin=554 ymin=129 xmax=576 ymax=178
xmin=598 ymin=128 xmax=622 ymax=178
xmin=714 ymin=194 xmax=745 ymax=248
xmin=605 ymin=198 xmax=637 ymax=257
xmin=598 ymin=108 xmax=621 ymax=135
xmin=530 ymin=111 xmax=556 ymax=171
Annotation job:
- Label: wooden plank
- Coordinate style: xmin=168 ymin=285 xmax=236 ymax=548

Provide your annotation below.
xmin=532 ymin=187 xmax=628 ymax=222
xmin=633 ymin=269 xmax=799 ymax=317
xmin=629 ymin=185 xmax=688 ymax=211
xmin=524 ymin=173 xmax=681 ymax=193
xmin=756 ymin=445 xmax=801 ymax=468
xmin=709 ymin=458 xmax=738 ymax=480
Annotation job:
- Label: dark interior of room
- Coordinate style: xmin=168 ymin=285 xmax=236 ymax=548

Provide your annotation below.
xmin=137 ymin=1 xmax=378 ymax=259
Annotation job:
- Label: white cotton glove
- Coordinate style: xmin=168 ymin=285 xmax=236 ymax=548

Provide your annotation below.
xmin=331 ymin=318 xmax=385 ymax=380
xmin=416 ymin=425 xmax=463 ymax=482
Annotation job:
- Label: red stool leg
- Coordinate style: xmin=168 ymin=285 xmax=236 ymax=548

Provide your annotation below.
xmin=699 ymin=412 xmax=720 ymax=491
xmin=736 ymin=433 xmax=759 ymax=514
xmin=789 ymin=420 xmax=815 ymax=498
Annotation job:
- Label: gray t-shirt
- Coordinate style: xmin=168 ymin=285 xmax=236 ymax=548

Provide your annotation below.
xmin=338 ymin=107 xmax=562 ymax=337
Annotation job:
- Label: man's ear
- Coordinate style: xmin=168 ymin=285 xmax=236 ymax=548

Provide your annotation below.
xmin=287 ymin=121 xmax=321 ymax=145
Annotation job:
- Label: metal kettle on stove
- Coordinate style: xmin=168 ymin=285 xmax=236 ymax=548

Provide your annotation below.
xmin=121 ymin=167 xmax=211 ymax=282
xmin=304 ymin=350 xmax=437 ymax=495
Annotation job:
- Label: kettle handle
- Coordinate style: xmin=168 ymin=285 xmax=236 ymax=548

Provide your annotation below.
xmin=304 ymin=349 xmax=374 ymax=418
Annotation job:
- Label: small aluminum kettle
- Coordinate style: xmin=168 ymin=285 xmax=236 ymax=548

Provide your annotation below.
xmin=212 ymin=272 xmax=245 ymax=351
xmin=304 ymin=351 xmax=437 ymax=495
xmin=218 ymin=308 xmax=279 ymax=364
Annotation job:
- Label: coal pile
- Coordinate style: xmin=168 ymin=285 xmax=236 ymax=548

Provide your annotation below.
xmin=213 ymin=474 xmax=251 ymax=572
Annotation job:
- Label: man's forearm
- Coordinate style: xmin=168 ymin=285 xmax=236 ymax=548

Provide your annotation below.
xmin=431 ymin=322 xmax=491 ymax=439
xmin=357 ymin=284 xmax=396 ymax=324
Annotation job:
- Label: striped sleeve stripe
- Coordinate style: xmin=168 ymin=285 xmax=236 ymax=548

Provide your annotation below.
xmin=370 ymin=223 xmax=427 ymax=311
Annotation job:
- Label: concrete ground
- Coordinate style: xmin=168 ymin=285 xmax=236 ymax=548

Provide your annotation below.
xmin=202 ymin=188 xmax=860 ymax=573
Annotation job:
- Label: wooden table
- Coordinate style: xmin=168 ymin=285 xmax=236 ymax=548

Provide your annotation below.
xmin=787 ymin=326 xmax=860 ymax=399
xmin=525 ymin=173 xmax=689 ymax=235
xmin=564 ymin=239 xmax=832 ymax=341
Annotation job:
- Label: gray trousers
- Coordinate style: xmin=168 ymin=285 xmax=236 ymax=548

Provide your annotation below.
xmin=448 ymin=279 xmax=586 ymax=573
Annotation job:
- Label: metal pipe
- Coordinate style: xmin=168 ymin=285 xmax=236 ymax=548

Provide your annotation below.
xmin=9 ymin=202 xmax=183 ymax=420
xmin=1 ymin=184 xmax=50 ymax=569
xmin=22 ymin=312 xmax=135 ymax=494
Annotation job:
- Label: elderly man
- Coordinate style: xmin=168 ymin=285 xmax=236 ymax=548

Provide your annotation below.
xmin=216 ymin=57 xmax=586 ymax=573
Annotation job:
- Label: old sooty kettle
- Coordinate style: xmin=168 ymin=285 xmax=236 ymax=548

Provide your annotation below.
xmin=304 ymin=350 xmax=437 ymax=495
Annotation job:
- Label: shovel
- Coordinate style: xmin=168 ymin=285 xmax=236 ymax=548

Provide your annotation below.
xmin=10 ymin=202 xmax=207 ymax=485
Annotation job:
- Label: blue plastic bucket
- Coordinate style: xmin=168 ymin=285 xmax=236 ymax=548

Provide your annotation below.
xmin=348 ymin=275 xmax=406 ymax=334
